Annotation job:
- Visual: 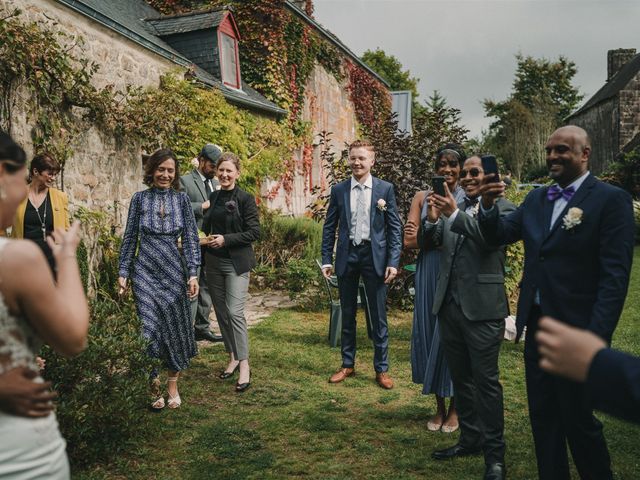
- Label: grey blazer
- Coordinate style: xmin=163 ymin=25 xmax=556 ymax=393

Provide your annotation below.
xmin=422 ymin=197 xmax=516 ymax=321
xmin=179 ymin=169 xmax=219 ymax=229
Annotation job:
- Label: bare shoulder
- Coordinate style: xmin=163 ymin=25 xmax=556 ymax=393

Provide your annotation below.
xmin=0 ymin=240 xmax=49 ymax=306
xmin=412 ymin=190 xmax=428 ymax=204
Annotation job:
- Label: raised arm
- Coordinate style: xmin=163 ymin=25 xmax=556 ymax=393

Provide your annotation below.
xmin=3 ymin=223 xmax=89 ymax=357
xmin=452 ymin=198 xmax=517 ymax=250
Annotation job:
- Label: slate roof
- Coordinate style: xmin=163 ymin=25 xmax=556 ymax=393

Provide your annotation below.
xmin=144 ymin=8 xmax=227 ymax=37
xmin=568 ymin=52 xmax=640 ymax=119
xmin=54 ymin=0 xmax=285 ymax=116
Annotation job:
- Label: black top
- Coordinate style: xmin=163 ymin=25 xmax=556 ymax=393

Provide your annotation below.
xmin=207 ymin=189 xmax=233 ymax=258
xmin=24 ymin=192 xmax=55 ymax=272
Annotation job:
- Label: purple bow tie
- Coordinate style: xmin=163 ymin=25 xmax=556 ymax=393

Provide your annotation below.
xmin=547 ymin=185 xmax=575 ymax=202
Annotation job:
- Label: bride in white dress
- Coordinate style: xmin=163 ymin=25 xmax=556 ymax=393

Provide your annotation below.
xmin=0 ymin=132 xmax=89 ymax=479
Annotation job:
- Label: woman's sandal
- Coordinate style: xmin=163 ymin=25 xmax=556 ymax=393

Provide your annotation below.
xmin=150 ymin=378 xmax=165 ymax=410
xmin=219 ymin=364 xmax=239 ymax=379
xmin=167 ymin=377 xmax=182 ymax=409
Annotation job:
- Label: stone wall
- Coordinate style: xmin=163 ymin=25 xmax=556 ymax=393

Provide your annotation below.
xmin=3 ymin=0 xmax=179 ymax=228
xmin=619 ymin=70 xmax=640 ymax=151
xmin=264 ymin=63 xmax=358 ymax=215
xmin=569 ymin=98 xmax=617 ymax=175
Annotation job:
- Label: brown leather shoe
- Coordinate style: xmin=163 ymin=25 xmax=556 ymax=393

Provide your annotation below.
xmin=329 ymin=367 xmax=355 ymax=383
xmin=376 ymin=372 xmax=394 ymax=389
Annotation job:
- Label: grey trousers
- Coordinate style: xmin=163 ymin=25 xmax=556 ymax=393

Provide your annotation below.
xmin=439 ymin=298 xmax=505 ymax=465
xmin=191 ymin=264 xmax=214 ymax=334
xmin=205 ymin=254 xmax=250 ymax=360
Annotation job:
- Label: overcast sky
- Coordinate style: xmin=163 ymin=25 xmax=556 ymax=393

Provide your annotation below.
xmin=313 ymin=0 xmax=640 ymax=138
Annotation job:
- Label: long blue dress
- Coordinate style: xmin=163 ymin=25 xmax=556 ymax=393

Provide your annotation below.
xmin=411 ymin=186 xmax=465 ymax=396
xmin=119 ymin=187 xmax=201 ymax=371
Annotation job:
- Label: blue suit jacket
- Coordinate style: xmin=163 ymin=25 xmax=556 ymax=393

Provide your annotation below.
xmin=588 ymin=348 xmax=640 ymax=424
xmin=479 ymin=174 xmax=635 ymax=342
xmin=321 ymin=176 xmax=402 ymax=278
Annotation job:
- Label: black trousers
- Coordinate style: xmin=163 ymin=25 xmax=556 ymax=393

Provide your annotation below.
xmin=524 ymin=307 xmax=612 ymax=480
xmin=439 ymin=298 xmax=505 ymax=464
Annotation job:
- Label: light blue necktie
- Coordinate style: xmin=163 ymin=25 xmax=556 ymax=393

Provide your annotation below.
xmin=353 ymin=184 xmax=366 ymax=245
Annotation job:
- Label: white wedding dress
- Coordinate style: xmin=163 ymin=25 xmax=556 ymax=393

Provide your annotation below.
xmin=0 ymin=238 xmax=69 ymax=479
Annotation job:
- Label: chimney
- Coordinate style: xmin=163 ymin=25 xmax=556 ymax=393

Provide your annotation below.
xmin=607 ymin=48 xmax=637 ymax=81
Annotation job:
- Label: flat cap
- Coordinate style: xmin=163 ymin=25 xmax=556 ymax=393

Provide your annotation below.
xmin=200 ymin=143 xmax=222 ymax=162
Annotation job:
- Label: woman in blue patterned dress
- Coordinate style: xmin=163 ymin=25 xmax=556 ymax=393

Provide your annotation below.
xmin=404 ymin=144 xmax=466 ymax=433
xmin=118 ymin=149 xmax=200 ymax=410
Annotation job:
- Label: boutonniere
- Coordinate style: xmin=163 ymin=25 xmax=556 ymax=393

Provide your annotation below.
xmin=225 ymin=200 xmax=237 ymax=213
xmin=562 ymin=207 xmax=583 ymax=231
xmin=376 ymin=198 xmax=387 ymax=212
xmin=470 ymin=202 xmax=480 ymax=217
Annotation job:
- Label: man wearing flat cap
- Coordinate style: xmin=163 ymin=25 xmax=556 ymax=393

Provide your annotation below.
xmin=180 ymin=143 xmax=223 ymax=342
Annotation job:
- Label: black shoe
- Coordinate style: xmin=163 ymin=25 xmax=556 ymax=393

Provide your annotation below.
xmin=431 ymin=443 xmax=482 ymax=460
xmin=195 ymin=331 xmax=223 ymax=342
xmin=235 ymin=381 xmax=251 ymax=392
xmin=219 ymin=364 xmax=239 ymax=379
xmin=483 ymin=463 xmax=506 ymax=480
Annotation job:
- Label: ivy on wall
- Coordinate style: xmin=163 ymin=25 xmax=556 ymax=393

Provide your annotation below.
xmin=0 ymin=9 xmax=295 ymax=195
xmin=0 ymin=8 xmax=112 ymax=186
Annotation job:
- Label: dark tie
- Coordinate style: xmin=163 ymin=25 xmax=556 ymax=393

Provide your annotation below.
xmin=547 ymin=185 xmax=575 ymax=202
xmin=205 ymin=180 xmax=212 ymax=197
xmin=464 ymin=196 xmax=479 ymax=208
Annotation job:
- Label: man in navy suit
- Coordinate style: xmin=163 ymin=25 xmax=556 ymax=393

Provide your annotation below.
xmin=536 ymin=316 xmax=640 ymax=425
xmin=321 ymin=140 xmax=402 ymax=389
xmin=477 ymin=126 xmax=635 ymax=479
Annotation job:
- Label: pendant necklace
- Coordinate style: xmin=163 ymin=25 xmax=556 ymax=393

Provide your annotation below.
xmin=30 ymin=192 xmax=48 ymax=241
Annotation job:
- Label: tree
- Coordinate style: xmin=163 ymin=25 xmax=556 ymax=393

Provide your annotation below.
xmin=483 ymin=54 xmax=583 ymax=179
xmin=361 ymin=48 xmax=423 ymax=114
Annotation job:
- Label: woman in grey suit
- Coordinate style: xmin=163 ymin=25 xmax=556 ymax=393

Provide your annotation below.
xmin=202 ymin=153 xmax=260 ymax=392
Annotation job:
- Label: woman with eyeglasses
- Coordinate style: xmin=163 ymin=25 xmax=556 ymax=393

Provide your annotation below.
xmin=404 ymin=143 xmax=466 ymax=433
xmin=10 ymin=153 xmax=70 ymax=273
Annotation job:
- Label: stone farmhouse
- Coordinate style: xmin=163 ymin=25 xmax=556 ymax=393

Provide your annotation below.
xmin=567 ymin=48 xmax=640 ymax=174
xmin=3 ymin=0 xmax=389 ymax=220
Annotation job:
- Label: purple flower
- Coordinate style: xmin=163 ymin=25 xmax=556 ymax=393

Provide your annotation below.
xmin=225 ymin=200 xmax=237 ymax=213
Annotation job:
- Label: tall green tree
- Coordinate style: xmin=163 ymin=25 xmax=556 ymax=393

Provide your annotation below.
xmin=483 ymin=54 xmax=583 ymax=179
xmin=361 ymin=48 xmax=423 ymax=114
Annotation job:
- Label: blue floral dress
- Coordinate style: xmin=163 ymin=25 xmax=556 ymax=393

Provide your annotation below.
xmin=119 ymin=187 xmax=200 ymax=371
xmin=411 ymin=185 xmax=465 ymax=396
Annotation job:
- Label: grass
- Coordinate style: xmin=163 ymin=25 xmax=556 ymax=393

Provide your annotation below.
xmin=77 ymin=250 xmax=640 ymax=479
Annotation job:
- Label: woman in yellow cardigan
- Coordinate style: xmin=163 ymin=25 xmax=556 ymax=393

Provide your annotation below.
xmin=11 ymin=153 xmax=70 ymax=272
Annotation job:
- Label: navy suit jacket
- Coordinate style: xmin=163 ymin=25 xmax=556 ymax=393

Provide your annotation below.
xmin=321 ymin=176 xmax=402 ymax=278
xmin=588 ymin=348 xmax=640 ymax=424
xmin=479 ymin=174 xmax=635 ymax=342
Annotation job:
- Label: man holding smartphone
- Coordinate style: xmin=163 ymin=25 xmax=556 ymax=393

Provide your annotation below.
xmin=476 ymin=126 xmax=635 ymax=480
xmin=423 ymin=155 xmax=515 ymax=480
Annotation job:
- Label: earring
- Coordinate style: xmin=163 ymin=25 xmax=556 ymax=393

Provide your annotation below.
xmin=0 ymin=186 xmax=6 ymax=201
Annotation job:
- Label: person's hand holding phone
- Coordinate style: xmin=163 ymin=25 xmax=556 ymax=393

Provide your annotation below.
xmin=478 ymin=155 xmax=506 ymax=209
xmin=429 ymin=182 xmax=457 ymax=218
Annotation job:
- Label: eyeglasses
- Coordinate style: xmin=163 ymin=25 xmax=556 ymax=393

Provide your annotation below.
xmin=459 ymin=168 xmax=482 ymax=178
xmin=436 ymin=160 xmax=459 ymax=169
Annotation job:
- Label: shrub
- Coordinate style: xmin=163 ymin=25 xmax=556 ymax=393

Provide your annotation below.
xmin=254 ymin=207 xmax=323 ymax=303
xmin=40 ymin=292 xmax=155 ymax=468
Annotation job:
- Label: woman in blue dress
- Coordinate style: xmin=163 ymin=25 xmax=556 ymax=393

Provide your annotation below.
xmin=118 ymin=149 xmax=200 ymax=410
xmin=405 ymin=144 xmax=466 ymax=432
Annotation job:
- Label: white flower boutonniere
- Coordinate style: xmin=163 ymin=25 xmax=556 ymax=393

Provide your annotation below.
xmin=377 ymin=198 xmax=387 ymax=212
xmin=562 ymin=207 xmax=583 ymax=231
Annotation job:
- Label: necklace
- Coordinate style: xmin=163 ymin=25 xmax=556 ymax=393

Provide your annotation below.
xmin=29 ymin=191 xmax=48 ymax=241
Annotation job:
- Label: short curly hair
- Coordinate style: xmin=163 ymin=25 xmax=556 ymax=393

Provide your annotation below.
xmin=143 ymin=148 xmax=181 ymax=190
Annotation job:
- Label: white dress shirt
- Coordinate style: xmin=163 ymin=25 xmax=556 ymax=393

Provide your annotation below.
xmin=197 ymin=170 xmax=214 ymax=197
xmin=549 ymin=171 xmax=590 ymax=228
xmin=350 ymin=175 xmax=373 ymax=242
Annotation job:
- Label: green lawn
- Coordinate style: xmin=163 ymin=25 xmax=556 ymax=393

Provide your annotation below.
xmin=78 ymin=250 xmax=640 ymax=479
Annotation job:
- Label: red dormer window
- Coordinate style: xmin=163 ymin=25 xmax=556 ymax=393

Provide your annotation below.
xmin=218 ymin=14 xmax=241 ymax=89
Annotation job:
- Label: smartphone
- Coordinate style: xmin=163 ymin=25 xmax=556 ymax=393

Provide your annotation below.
xmin=481 ymin=155 xmax=501 ymax=183
xmin=432 ymin=176 xmax=446 ymax=197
